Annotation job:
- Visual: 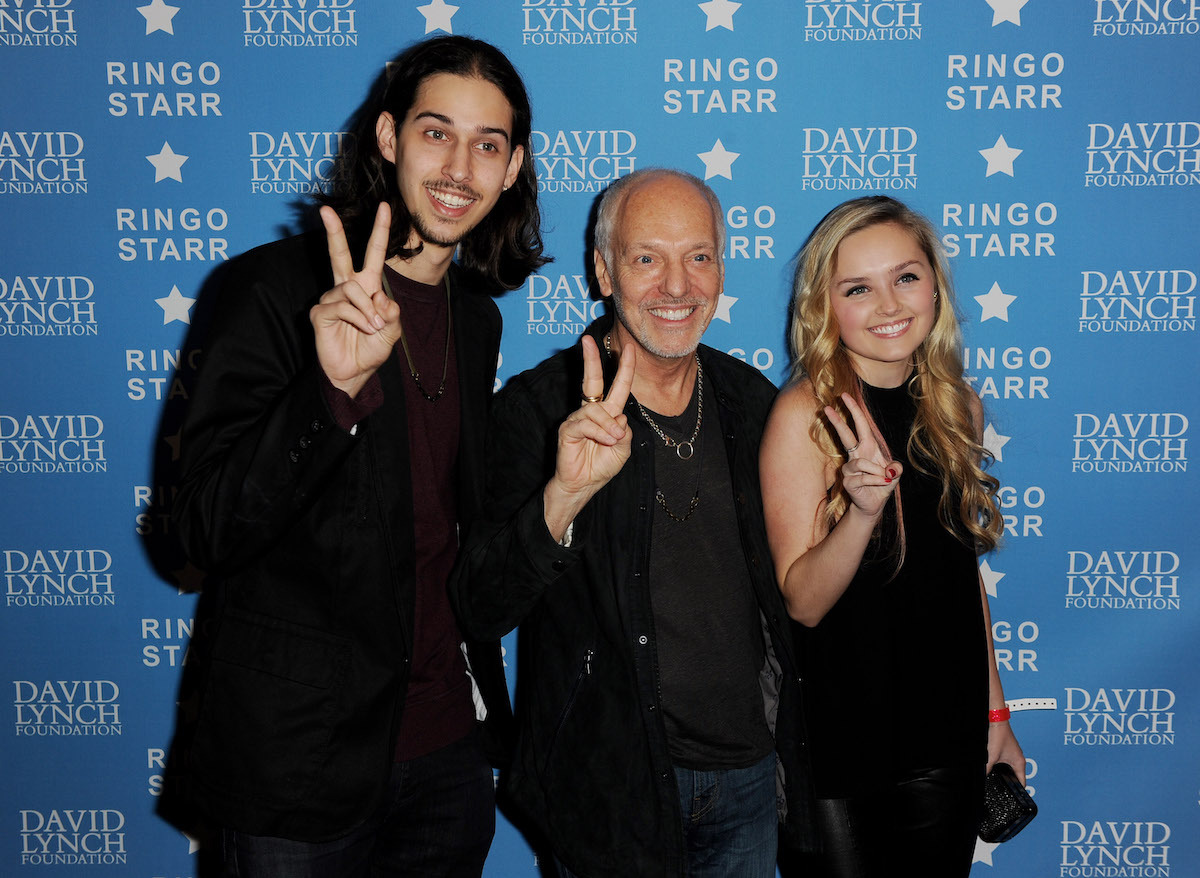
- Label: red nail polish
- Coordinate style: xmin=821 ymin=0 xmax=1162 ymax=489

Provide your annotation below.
xmin=886 ymin=468 xmax=896 ymax=480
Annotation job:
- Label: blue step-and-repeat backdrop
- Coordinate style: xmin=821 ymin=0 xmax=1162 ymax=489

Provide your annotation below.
xmin=1 ymin=1 xmax=1197 ymax=876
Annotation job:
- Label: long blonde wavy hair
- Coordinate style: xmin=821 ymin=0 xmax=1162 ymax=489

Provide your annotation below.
xmin=788 ymin=196 xmax=1002 ymax=554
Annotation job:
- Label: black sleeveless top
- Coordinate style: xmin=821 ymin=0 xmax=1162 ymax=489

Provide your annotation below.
xmin=795 ymin=379 xmax=988 ymax=797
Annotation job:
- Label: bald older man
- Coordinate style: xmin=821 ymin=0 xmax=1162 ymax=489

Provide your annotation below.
xmin=452 ymin=168 xmax=814 ymax=877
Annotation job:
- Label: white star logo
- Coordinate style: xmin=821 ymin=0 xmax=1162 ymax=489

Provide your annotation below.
xmin=698 ymin=0 xmax=741 ymax=31
xmin=698 ymin=139 xmax=739 ymax=180
xmin=983 ymin=423 xmax=1010 ymax=462
xmin=973 ymin=836 xmax=1001 ymax=865
xmin=417 ymin=0 xmax=459 ymax=34
xmin=979 ymin=135 xmax=1022 ymax=177
xmin=156 ymin=285 xmax=196 ymax=325
xmin=147 ymin=142 xmax=188 ymax=182
xmin=984 ymin=0 xmax=1030 ymax=27
xmin=714 ymin=293 xmax=738 ymax=323
xmin=975 ymin=282 xmax=1017 ymax=322
xmin=979 ymin=560 xmax=1005 ymax=598
xmin=138 ymin=0 xmax=180 ymax=35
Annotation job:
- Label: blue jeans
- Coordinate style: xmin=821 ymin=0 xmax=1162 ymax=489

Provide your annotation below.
xmin=675 ymin=751 xmax=779 ymax=878
xmin=555 ymin=750 xmax=778 ymax=878
xmin=220 ymin=732 xmax=495 ymax=878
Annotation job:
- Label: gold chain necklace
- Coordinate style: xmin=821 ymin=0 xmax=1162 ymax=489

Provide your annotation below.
xmin=381 ymin=271 xmax=451 ymax=403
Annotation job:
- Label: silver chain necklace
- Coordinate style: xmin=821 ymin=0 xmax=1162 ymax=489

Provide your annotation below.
xmin=605 ymin=333 xmax=703 ymax=461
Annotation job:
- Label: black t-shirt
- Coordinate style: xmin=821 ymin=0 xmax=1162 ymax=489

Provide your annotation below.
xmin=642 ymin=372 xmax=774 ymax=770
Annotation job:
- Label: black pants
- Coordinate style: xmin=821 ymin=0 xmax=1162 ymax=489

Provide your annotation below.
xmin=219 ymin=731 xmax=495 ymax=878
xmin=782 ymin=764 xmax=982 ymax=878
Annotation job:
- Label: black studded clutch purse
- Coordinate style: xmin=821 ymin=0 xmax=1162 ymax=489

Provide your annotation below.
xmin=978 ymin=762 xmax=1038 ymax=843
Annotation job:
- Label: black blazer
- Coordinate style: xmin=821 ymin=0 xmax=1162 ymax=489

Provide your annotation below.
xmin=171 ymin=232 xmax=511 ymax=841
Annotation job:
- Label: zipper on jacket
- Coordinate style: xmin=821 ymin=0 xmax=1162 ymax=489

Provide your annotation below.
xmin=548 ymin=648 xmax=593 ymax=761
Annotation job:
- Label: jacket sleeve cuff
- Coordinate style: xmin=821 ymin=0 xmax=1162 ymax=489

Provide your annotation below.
xmin=320 ymin=370 xmax=383 ymax=433
xmin=517 ymin=492 xmax=584 ymax=580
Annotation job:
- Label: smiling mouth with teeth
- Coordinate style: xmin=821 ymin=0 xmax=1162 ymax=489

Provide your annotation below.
xmin=869 ymin=318 xmax=912 ymax=336
xmin=649 ymin=306 xmax=696 ymax=321
xmin=428 ymin=187 xmax=478 ymax=209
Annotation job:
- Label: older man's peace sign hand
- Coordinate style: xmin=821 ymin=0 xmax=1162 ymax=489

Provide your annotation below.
xmin=543 ymin=336 xmax=636 ymax=542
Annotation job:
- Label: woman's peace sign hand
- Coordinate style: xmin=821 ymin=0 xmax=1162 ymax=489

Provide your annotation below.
xmin=824 ymin=392 xmax=901 ymax=519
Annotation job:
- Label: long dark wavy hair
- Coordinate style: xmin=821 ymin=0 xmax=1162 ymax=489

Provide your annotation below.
xmin=317 ymin=35 xmax=550 ymax=290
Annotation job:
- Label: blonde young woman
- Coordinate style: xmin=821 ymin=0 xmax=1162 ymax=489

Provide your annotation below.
xmin=761 ymin=197 xmax=1024 ymax=876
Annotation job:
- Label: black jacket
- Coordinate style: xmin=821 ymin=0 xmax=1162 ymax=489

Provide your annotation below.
xmin=171 ymin=232 xmax=512 ymax=841
xmin=452 ymin=321 xmax=815 ymax=876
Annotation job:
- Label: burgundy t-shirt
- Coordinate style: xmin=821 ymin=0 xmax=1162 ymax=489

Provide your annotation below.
xmin=322 ymin=265 xmax=475 ymax=760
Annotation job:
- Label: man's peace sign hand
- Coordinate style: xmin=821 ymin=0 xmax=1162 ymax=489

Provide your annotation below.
xmin=310 ymin=203 xmax=402 ymax=398
xmin=543 ymin=335 xmax=635 ymax=542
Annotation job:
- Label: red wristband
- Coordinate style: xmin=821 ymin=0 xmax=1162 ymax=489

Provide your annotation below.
xmin=988 ymin=707 xmax=1011 ymax=723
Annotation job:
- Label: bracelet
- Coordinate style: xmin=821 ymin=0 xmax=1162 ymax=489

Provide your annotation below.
xmin=988 ymin=707 xmax=1011 ymax=723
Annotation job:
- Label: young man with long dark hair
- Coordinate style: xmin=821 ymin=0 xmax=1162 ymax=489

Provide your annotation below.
xmin=170 ymin=36 xmax=547 ymax=877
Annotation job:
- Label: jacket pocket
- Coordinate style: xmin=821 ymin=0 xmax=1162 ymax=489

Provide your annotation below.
xmin=546 ymin=647 xmax=593 ymax=766
xmin=190 ymin=608 xmax=352 ymax=807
